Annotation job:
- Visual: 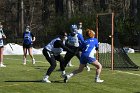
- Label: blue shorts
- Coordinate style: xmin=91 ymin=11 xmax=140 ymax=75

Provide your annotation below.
xmin=80 ymin=55 xmax=96 ymax=64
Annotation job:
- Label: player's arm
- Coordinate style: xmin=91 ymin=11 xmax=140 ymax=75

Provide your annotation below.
xmin=78 ymin=33 xmax=84 ymax=43
xmin=58 ymin=40 xmax=74 ymax=54
xmin=31 ymin=33 xmax=36 ymax=42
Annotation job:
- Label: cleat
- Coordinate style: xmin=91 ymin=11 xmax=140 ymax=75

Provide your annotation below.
xmin=0 ymin=64 xmax=6 ymax=67
xmin=23 ymin=62 xmax=26 ymax=65
xmin=64 ymin=75 xmax=70 ymax=83
xmin=86 ymin=66 xmax=90 ymax=71
xmin=67 ymin=61 xmax=74 ymax=67
xmin=67 ymin=64 xmax=74 ymax=67
xmin=64 ymin=76 xmax=68 ymax=83
xmin=95 ymin=78 xmax=104 ymax=83
xmin=42 ymin=78 xmax=51 ymax=83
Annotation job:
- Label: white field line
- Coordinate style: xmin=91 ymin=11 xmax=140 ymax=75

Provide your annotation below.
xmin=4 ymin=58 xmax=47 ymax=64
xmin=116 ymin=71 xmax=140 ymax=77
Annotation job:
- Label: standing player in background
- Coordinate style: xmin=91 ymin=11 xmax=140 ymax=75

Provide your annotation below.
xmin=77 ymin=22 xmax=83 ymax=35
xmin=23 ymin=25 xmax=36 ymax=65
xmin=0 ymin=23 xmax=6 ymax=67
xmin=64 ymin=29 xmax=104 ymax=83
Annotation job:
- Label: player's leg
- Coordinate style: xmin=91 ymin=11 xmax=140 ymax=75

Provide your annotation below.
xmin=76 ymin=51 xmax=90 ymax=71
xmin=64 ymin=64 xmax=85 ymax=83
xmin=64 ymin=52 xmax=74 ymax=67
xmin=42 ymin=49 xmax=56 ymax=83
xmin=55 ymin=55 xmax=66 ymax=77
xmin=23 ymin=47 xmax=27 ymax=65
xmin=0 ymin=47 xmax=6 ymax=67
xmin=91 ymin=60 xmax=104 ymax=83
xmin=28 ymin=46 xmax=35 ymax=64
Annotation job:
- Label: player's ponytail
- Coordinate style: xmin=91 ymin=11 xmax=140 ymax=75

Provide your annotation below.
xmin=86 ymin=29 xmax=95 ymax=38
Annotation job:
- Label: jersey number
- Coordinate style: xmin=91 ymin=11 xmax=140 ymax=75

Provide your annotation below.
xmin=85 ymin=44 xmax=89 ymax=51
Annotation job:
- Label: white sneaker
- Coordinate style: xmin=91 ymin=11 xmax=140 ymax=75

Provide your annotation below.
xmin=0 ymin=64 xmax=6 ymax=67
xmin=23 ymin=62 xmax=26 ymax=65
xmin=67 ymin=61 xmax=74 ymax=67
xmin=64 ymin=75 xmax=70 ymax=83
xmin=67 ymin=64 xmax=74 ymax=67
xmin=32 ymin=59 xmax=35 ymax=64
xmin=95 ymin=78 xmax=104 ymax=83
xmin=86 ymin=66 xmax=90 ymax=71
xmin=43 ymin=78 xmax=51 ymax=83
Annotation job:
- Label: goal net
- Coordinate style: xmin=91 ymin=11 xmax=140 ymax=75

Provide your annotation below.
xmin=96 ymin=13 xmax=139 ymax=70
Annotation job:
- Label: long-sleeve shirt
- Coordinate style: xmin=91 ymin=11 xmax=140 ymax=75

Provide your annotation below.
xmin=44 ymin=37 xmax=74 ymax=56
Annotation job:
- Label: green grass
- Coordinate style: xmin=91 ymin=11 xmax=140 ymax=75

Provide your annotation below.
xmin=0 ymin=53 xmax=140 ymax=93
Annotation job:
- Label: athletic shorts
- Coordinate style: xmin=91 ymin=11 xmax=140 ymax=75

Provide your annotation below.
xmin=23 ymin=43 xmax=33 ymax=48
xmin=80 ymin=55 xmax=96 ymax=64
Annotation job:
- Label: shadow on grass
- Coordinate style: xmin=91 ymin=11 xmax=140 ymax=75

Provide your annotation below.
xmin=5 ymin=80 xmax=66 ymax=83
xmin=5 ymin=80 xmax=42 ymax=82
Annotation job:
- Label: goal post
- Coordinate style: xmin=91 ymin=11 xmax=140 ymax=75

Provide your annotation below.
xmin=96 ymin=12 xmax=139 ymax=70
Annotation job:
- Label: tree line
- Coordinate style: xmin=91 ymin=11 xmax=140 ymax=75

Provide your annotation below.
xmin=0 ymin=0 xmax=139 ymax=49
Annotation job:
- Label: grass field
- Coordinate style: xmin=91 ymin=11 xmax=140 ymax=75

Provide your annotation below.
xmin=0 ymin=53 xmax=140 ymax=93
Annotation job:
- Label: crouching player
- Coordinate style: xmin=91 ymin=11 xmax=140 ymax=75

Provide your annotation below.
xmin=42 ymin=31 xmax=74 ymax=83
xmin=64 ymin=29 xmax=104 ymax=83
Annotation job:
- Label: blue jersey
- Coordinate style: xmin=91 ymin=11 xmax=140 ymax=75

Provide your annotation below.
xmin=80 ymin=38 xmax=98 ymax=64
xmin=23 ymin=31 xmax=32 ymax=45
xmin=81 ymin=38 xmax=98 ymax=58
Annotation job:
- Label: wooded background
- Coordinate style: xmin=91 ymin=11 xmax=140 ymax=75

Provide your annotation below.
xmin=0 ymin=0 xmax=140 ymax=50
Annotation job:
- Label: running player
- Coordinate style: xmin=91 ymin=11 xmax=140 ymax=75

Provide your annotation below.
xmin=64 ymin=29 xmax=104 ymax=83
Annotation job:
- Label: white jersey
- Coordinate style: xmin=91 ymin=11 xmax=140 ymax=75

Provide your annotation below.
xmin=67 ymin=34 xmax=79 ymax=47
xmin=44 ymin=37 xmax=63 ymax=56
xmin=77 ymin=28 xmax=83 ymax=35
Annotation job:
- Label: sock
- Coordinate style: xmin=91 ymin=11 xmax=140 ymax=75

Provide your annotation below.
xmin=45 ymin=75 xmax=49 ymax=79
xmin=0 ymin=62 xmax=2 ymax=65
xmin=23 ymin=58 xmax=26 ymax=62
xmin=95 ymin=75 xmax=99 ymax=79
